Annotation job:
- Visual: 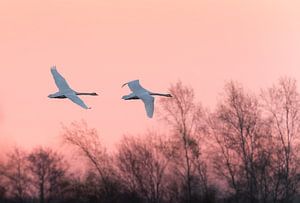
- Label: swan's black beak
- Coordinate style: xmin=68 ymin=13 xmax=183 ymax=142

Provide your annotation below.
xmin=121 ymin=82 xmax=128 ymax=88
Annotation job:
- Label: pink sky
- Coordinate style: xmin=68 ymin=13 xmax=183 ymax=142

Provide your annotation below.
xmin=1 ymin=0 xmax=300 ymax=152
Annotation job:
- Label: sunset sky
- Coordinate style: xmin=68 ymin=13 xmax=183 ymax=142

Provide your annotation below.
xmin=0 ymin=0 xmax=300 ymax=152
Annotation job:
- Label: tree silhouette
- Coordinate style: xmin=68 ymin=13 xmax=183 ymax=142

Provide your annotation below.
xmin=0 ymin=147 xmax=31 ymax=202
xmin=158 ymin=81 xmax=209 ymax=203
xmin=61 ymin=120 xmax=120 ymax=202
xmin=261 ymin=77 xmax=300 ymax=202
xmin=208 ymin=81 xmax=273 ymax=203
xmin=27 ymin=147 xmax=68 ymax=203
xmin=116 ymin=132 xmax=170 ymax=203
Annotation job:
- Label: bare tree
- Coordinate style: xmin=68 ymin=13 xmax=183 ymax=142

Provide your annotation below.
xmin=261 ymin=77 xmax=300 ymax=202
xmin=61 ymin=120 xmax=118 ymax=201
xmin=27 ymin=147 xmax=68 ymax=203
xmin=0 ymin=147 xmax=31 ymax=202
xmin=116 ymin=132 xmax=171 ymax=203
xmin=208 ymin=81 xmax=273 ymax=203
xmin=158 ymin=81 xmax=208 ymax=203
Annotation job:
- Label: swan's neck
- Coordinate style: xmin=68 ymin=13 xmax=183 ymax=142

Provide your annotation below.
xmin=76 ymin=92 xmax=98 ymax=96
xmin=150 ymin=92 xmax=172 ymax=97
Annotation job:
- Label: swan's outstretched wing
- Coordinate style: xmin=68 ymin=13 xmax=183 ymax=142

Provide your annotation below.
xmin=122 ymin=80 xmax=154 ymax=117
xmin=65 ymin=93 xmax=90 ymax=109
xmin=123 ymin=80 xmax=148 ymax=93
xmin=140 ymin=93 xmax=154 ymax=118
xmin=51 ymin=66 xmax=71 ymax=91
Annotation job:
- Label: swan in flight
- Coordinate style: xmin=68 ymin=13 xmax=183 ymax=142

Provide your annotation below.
xmin=48 ymin=66 xmax=98 ymax=109
xmin=122 ymin=80 xmax=172 ymax=118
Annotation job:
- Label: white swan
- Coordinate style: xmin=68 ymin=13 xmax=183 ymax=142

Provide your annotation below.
xmin=48 ymin=66 xmax=98 ymax=109
xmin=122 ymin=80 xmax=172 ymax=118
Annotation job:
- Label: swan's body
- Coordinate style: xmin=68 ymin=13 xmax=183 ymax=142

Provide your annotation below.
xmin=48 ymin=66 xmax=98 ymax=109
xmin=122 ymin=80 xmax=172 ymax=118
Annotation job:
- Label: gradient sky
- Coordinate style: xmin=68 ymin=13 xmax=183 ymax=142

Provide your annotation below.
xmin=1 ymin=0 xmax=300 ymax=152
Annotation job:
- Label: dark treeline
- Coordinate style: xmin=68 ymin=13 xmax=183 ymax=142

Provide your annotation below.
xmin=1 ymin=78 xmax=300 ymax=203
